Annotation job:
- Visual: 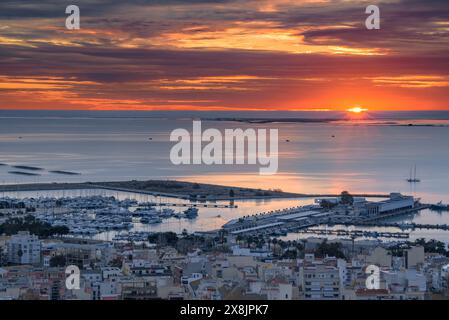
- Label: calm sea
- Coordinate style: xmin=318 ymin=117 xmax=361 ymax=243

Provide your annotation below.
xmin=1 ymin=110 xmax=449 ymax=242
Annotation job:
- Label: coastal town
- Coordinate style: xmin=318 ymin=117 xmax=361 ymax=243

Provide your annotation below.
xmin=1 ymin=184 xmax=449 ymax=300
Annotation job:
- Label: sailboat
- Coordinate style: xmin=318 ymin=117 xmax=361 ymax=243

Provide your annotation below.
xmin=407 ymin=164 xmax=421 ymax=183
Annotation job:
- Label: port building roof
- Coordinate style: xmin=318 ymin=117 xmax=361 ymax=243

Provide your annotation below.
xmin=277 ymin=210 xmax=321 ymax=221
xmin=230 ymin=222 xmax=285 ymax=235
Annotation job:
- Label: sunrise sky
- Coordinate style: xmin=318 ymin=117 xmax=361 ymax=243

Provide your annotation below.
xmin=0 ymin=0 xmax=448 ymax=111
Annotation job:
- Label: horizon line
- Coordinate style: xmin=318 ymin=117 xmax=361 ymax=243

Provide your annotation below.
xmin=1 ymin=108 xmax=449 ymax=113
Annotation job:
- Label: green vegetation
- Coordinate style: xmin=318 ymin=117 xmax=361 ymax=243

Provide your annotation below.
xmin=236 ymin=234 xmax=266 ymax=248
xmin=109 ymin=257 xmax=123 ymax=268
xmin=0 ymin=215 xmax=70 ymax=237
xmin=319 ymin=199 xmax=338 ymax=209
xmin=340 ymin=191 xmax=354 ymax=205
xmin=148 ymin=232 xmax=179 ymax=246
xmin=315 ymin=239 xmax=346 ymax=259
xmin=414 ymin=238 xmax=447 ymax=254
xmin=49 ymin=255 xmax=67 ymax=267
xmin=389 ymin=238 xmax=449 ymax=257
xmin=319 ymin=191 xmax=355 ymax=209
xmin=147 ymin=231 xmax=228 ymax=254
xmin=0 ymin=201 xmax=25 ymax=209
xmin=0 ymin=246 xmax=5 ymax=266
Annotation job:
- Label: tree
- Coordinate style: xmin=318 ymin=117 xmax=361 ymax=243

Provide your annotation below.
xmin=413 ymin=238 xmax=448 ymax=256
xmin=340 ymin=191 xmax=354 ymax=205
xmin=148 ymin=232 xmax=179 ymax=246
xmin=316 ymin=239 xmax=346 ymax=259
xmin=50 ymin=255 xmax=67 ymax=267
xmin=0 ymin=215 xmax=69 ymax=237
xmin=320 ymin=199 xmax=338 ymax=210
xmin=295 ymin=241 xmax=304 ymax=252
xmin=0 ymin=247 xmax=5 ymax=266
xmin=282 ymin=249 xmax=298 ymax=259
xmin=109 ymin=257 xmax=123 ymax=268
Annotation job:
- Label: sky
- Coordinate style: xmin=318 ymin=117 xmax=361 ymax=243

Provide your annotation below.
xmin=0 ymin=0 xmax=448 ymax=111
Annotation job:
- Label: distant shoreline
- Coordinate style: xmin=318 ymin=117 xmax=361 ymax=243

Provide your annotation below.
xmin=206 ymin=117 xmax=449 ymax=127
xmin=0 ymin=180 xmax=391 ymax=200
xmin=205 ymin=117 xmax=337 ymax=124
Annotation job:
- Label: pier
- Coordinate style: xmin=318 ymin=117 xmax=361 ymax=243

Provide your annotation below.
xmin=297 ymin=228 xmax=410 ymax=239
xmin=141 ymin=202 xmax=238 ymax=209
xmin=429 ymin=203 xmax=449 ymax=211
xmin=89 ymin=184 xmax=190 ymax=199
xmin=223 ymin=205 xmax=325 ymax=236
xmin=355 ymin=222 xmax=449 ymax=231
xmin=222 ymin=195 xmax=433 ymax=237
xmin=359 ymin=203 xmax=430 ymax=222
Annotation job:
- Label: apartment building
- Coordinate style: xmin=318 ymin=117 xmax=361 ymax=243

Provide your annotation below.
xmin=7 ymin=231 xmax=41 ymax=265
xmin=301 ymin=256 xmax=341 ymax=300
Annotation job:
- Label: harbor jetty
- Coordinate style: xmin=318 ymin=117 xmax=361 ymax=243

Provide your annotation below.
xmin=135 ymin=202 xmax=237 ymax=209
xmin=429 ymin=202 xmax=449 ymax=211
xmin=298 ymin=228 xmax=409 ymax=239
xmin=0 ymin=180 xmax=392 ymax=201
xmin=221 ymin=193 xmax=430 ymax=238
xmin=355 ymin=222 xmax=449 ymax=231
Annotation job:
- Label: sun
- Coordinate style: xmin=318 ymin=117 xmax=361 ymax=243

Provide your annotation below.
xmin=345 ymin=106 xmax=369 ymax=120
xmin=347 ymin=107 xmax=368 ymax=114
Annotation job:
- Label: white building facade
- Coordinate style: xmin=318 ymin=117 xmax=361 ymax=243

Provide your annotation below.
xmin=7 ymin=231 xmax=41 ymax=265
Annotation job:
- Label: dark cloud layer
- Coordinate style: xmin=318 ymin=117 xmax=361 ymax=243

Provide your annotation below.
xmin=0 ymin=0 xmax=448 ymax=110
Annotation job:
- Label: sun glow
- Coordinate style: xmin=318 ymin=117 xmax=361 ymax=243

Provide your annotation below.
xmin=347 ymin=107 xmax=368 ymax=114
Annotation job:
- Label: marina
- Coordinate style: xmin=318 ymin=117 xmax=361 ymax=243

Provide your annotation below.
xmin=0 ymin=194 xmax=219 ymax=239
xmin=1 ymin=186 xmax=449 ymax=243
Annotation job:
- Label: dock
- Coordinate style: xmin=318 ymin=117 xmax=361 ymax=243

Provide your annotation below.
xmin=359 ymin=204 xmax=430 ymax=222
xmin=298 ymin=228 xmax=410 ymax=239
xmin=355 ymin=222 xmax=449 ymax=231
xmin=223 ymin=205 xmax=325 ymax=236
xmin=89 ymin=184 xmax=191 ymax=199
xmin=429 ymin=203 xmax=449 ymax=211
xmin=141 ymin=202 xmax=238 ymax=209
xmin=222 ymin=196 xmax=432 ymax=237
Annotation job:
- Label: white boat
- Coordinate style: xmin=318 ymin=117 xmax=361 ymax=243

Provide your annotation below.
xmin=140 ymin=217 xmax=162 ymax=224
xmin=184 ymin=207 xmax=199 ymax=219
